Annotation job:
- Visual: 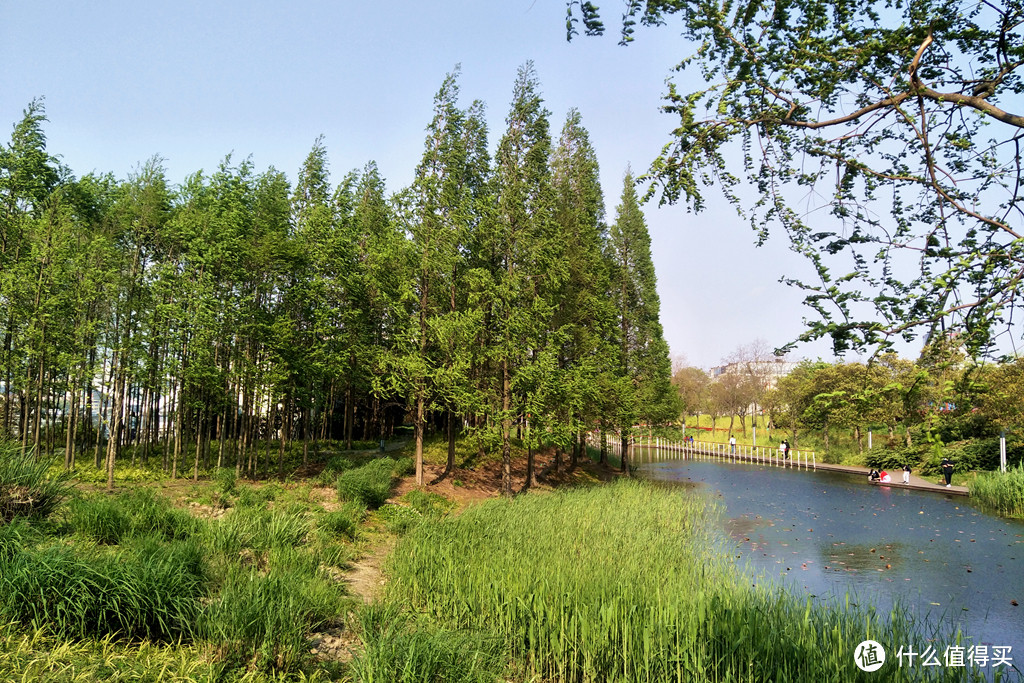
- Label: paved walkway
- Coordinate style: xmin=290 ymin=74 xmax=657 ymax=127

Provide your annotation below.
xmin=670 ymin=446 xmax=970 ymax=497
xmin=810 ymin=461 xmax=969 ymax=496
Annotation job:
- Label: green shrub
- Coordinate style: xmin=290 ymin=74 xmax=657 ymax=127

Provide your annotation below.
xmin=123 ymin=488 xmax=201 ymax=541
xmin=205 ymin=507 xmax=308 ymax=554
xmin=66 ymin=489 xmax=200 ymax=545
xmin=66 ymin=495 xmax=131 ymax=544
xmin=257 ymin=509 xmax=309 ymax=550
xmin=216 ymin=467 xmax=237 ymax=496
xmin=0 ymin=542 xmax=206 ymax=642
xmin=236 ymin=483 xmax=280 ymax=509
xmin=315 ymin=455 xmax=356 ymax=486
xmin=404 ymin=489 xmax=454 ymax=518
xmin=377 ymin=503 xmax=421 ymax=535
xmin=349 ymin=604 xmax=502 ymax=683
xmin=0 ymin=516 xmax=34 ymax=562
xmin=201 ymin=561 xmax=346 ymax=671
xmin=313 ymin=541 xmax=354 ymax=569
xmin=318 ymin=503 xmax=364 ymax=541
xmin=337 ymin=458 xmax=396 ymax=509
xmin=391 ymin=456 xmax=415 ymax=477
xmin=0 ymin=440 xmax=72 ymax=522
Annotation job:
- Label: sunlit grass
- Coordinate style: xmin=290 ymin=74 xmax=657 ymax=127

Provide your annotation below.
xmin=386 ymin=480 xmax=990 ymax=682
xmin=970 ymin=463 xmax=1024 ymax=518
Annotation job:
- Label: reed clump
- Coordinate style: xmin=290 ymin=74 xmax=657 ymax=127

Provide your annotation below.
xmin=387 ymin=480 xmax=987 ymax=683
xmin=0 ymin=439 xmax=72 ymax=522
xmin=348 ymin=602 xmax=502 ymax=683
xmin=970 ymin=463 xmax=1024 ymax=518
xmin=337 ymin=457 xmax=402 ymax=508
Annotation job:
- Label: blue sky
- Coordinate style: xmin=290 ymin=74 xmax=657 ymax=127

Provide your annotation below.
xmin=2 ymin=0 xmax=846 ymax=367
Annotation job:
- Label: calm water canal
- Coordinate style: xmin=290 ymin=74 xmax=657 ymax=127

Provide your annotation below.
xmin=636 ymin=450 xmax=1024 ymax=671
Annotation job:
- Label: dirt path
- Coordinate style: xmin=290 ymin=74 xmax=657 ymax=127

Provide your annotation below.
xmin=345 ymin=537 xmax=395 ymax=603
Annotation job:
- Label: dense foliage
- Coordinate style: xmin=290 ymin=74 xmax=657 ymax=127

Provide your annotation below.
xmin=0 ymin=64 xmax=678 ymax=495
xmin=569 ymin=0 xmax=1024 ymax=357
xmin=676 ymin=336 xmax=1024 ymax=470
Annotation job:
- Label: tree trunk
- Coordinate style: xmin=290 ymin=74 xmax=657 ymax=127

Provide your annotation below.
xmin=64 ymin=378 xmax=78 ymax=470
xmin=621 ymin=431 xmax=631 ymax=477
xmin=501 ymin=359 xmax=512 ymax=497
xmin=521 ymin=442 xmax=537 ymax=493
xmin=414 ymin=389 xmax=425 ymax=487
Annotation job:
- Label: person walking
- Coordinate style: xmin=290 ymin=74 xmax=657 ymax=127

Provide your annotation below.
xmin=902 ymin=463 xmax=911 ymax=484
xmin=782 ymin=440 xmax=790 ymax=460
xmin=729 ymin=435 xmax=737 ymax=455
xmin=941 ymin=456 xmax=954 ymax=487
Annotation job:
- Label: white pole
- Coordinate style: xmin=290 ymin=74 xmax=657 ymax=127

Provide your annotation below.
xmin=869 ymin=430 xmax=873 ymax=450
xmin=753 ymin=426 xmax=757 ymax=448
xmin=1001 ymin=430 xmax=1007 ymax=473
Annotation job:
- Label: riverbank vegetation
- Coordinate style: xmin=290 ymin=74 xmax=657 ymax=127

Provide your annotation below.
xmin=383 ymin=479 xmax=992 ymax=682
xmin=672 ymin=335 xmax=1024 ymax=513
xmin=3 ymin=427 xmax=1015 ymax=682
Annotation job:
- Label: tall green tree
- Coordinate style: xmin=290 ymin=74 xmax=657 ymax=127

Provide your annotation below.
xmin=406 ymin=69 xmax=490 ymax=485
xmin=491 ymin=62 xmax=563 ymax=496
xmin=550 ymin=108 xmax=615 ymax=469
xmin=608 ymin=171 xmax=678 ymax=473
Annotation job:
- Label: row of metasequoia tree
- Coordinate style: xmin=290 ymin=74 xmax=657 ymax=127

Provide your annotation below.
xmin=0 ymin=63 xmax=679 ymax=494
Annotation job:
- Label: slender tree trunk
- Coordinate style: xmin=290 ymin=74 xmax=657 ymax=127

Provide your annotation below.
xmin=302 ymin=405 xmax=309 ymax=467
xmin=446 ymin=410 xmax=456 ymax=476
xmin=501 ymin=359 xmax=512 ymax=498
xmin=521 ymin=442 xmax=537 ymax=493
xmin=277 ymin=395 xmax=289 ymax=481
xmin=64 ymin=376 xmax=78 ymax=470
xmin=106 ymin=366 xmax=127 ymax=492
xmin=600 ymin=427 xmax=607 ymax=465
xmin=621 ymin=431 xmax=631 ymax=477
xmin=414 ymin=389 xmax=425 ymax=486
xmin=216 ymin=409 xmax=225 ymax=469
xmin=172 ymin=388 xmax=182 ymax=480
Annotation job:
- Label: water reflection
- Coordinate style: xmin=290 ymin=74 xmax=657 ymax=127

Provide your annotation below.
xmin=636 ymin=449 xmax=1024 ymax=665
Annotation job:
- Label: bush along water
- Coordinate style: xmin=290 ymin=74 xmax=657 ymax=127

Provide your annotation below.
xmin=386 ymin=479 xmax=992 ymax=682
xmin=971 ymin=463 xmax=1024 ymax=518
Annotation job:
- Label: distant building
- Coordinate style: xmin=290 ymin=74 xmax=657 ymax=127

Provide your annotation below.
xmin=709 ymin=358 xmax=799 ymax=392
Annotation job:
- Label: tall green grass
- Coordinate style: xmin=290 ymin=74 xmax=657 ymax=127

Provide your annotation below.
xmin=0 ymin=619 xmax=342 ymax=682
xmin=201 ymin=548 xmax=348 ymax=671
xmin=0 ymin=439 xmax=72 ymax=521
xmin=970 ymin=463 xmax=1024 ymax=518
xmin=202 ymin=506 xmax=309 ymax=555
xmin=0 ymin=515 xmax=37 ymax=561
xmin=65 ymin=489 xmax=201 ymax=544
xmin=387 ymin=480 xmax=988 ymax=682
xmin=337 ymin=458 xmax=401 ymax=509
xmin=0 ymin=541 xmax=206 ymax=642
xmin=348 ymin=603 xmax=502 ymax=683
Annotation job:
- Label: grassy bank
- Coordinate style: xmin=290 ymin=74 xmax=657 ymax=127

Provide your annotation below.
xmin=2 ymin=435 xmax=1013 ymax=681
xmin=0 ymin=438 xmax=418 ymax=681
xmin=384 ymin=480 xmax=990 ymax=683
xmin=970 ymin=463 xmax=1024 ymax=518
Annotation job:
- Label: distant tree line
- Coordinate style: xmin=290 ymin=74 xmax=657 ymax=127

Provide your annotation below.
xmin=674 ymin=336 xmax=1024 ymax=468
xmin=0 ymin=63 xmax=679 ymax=494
